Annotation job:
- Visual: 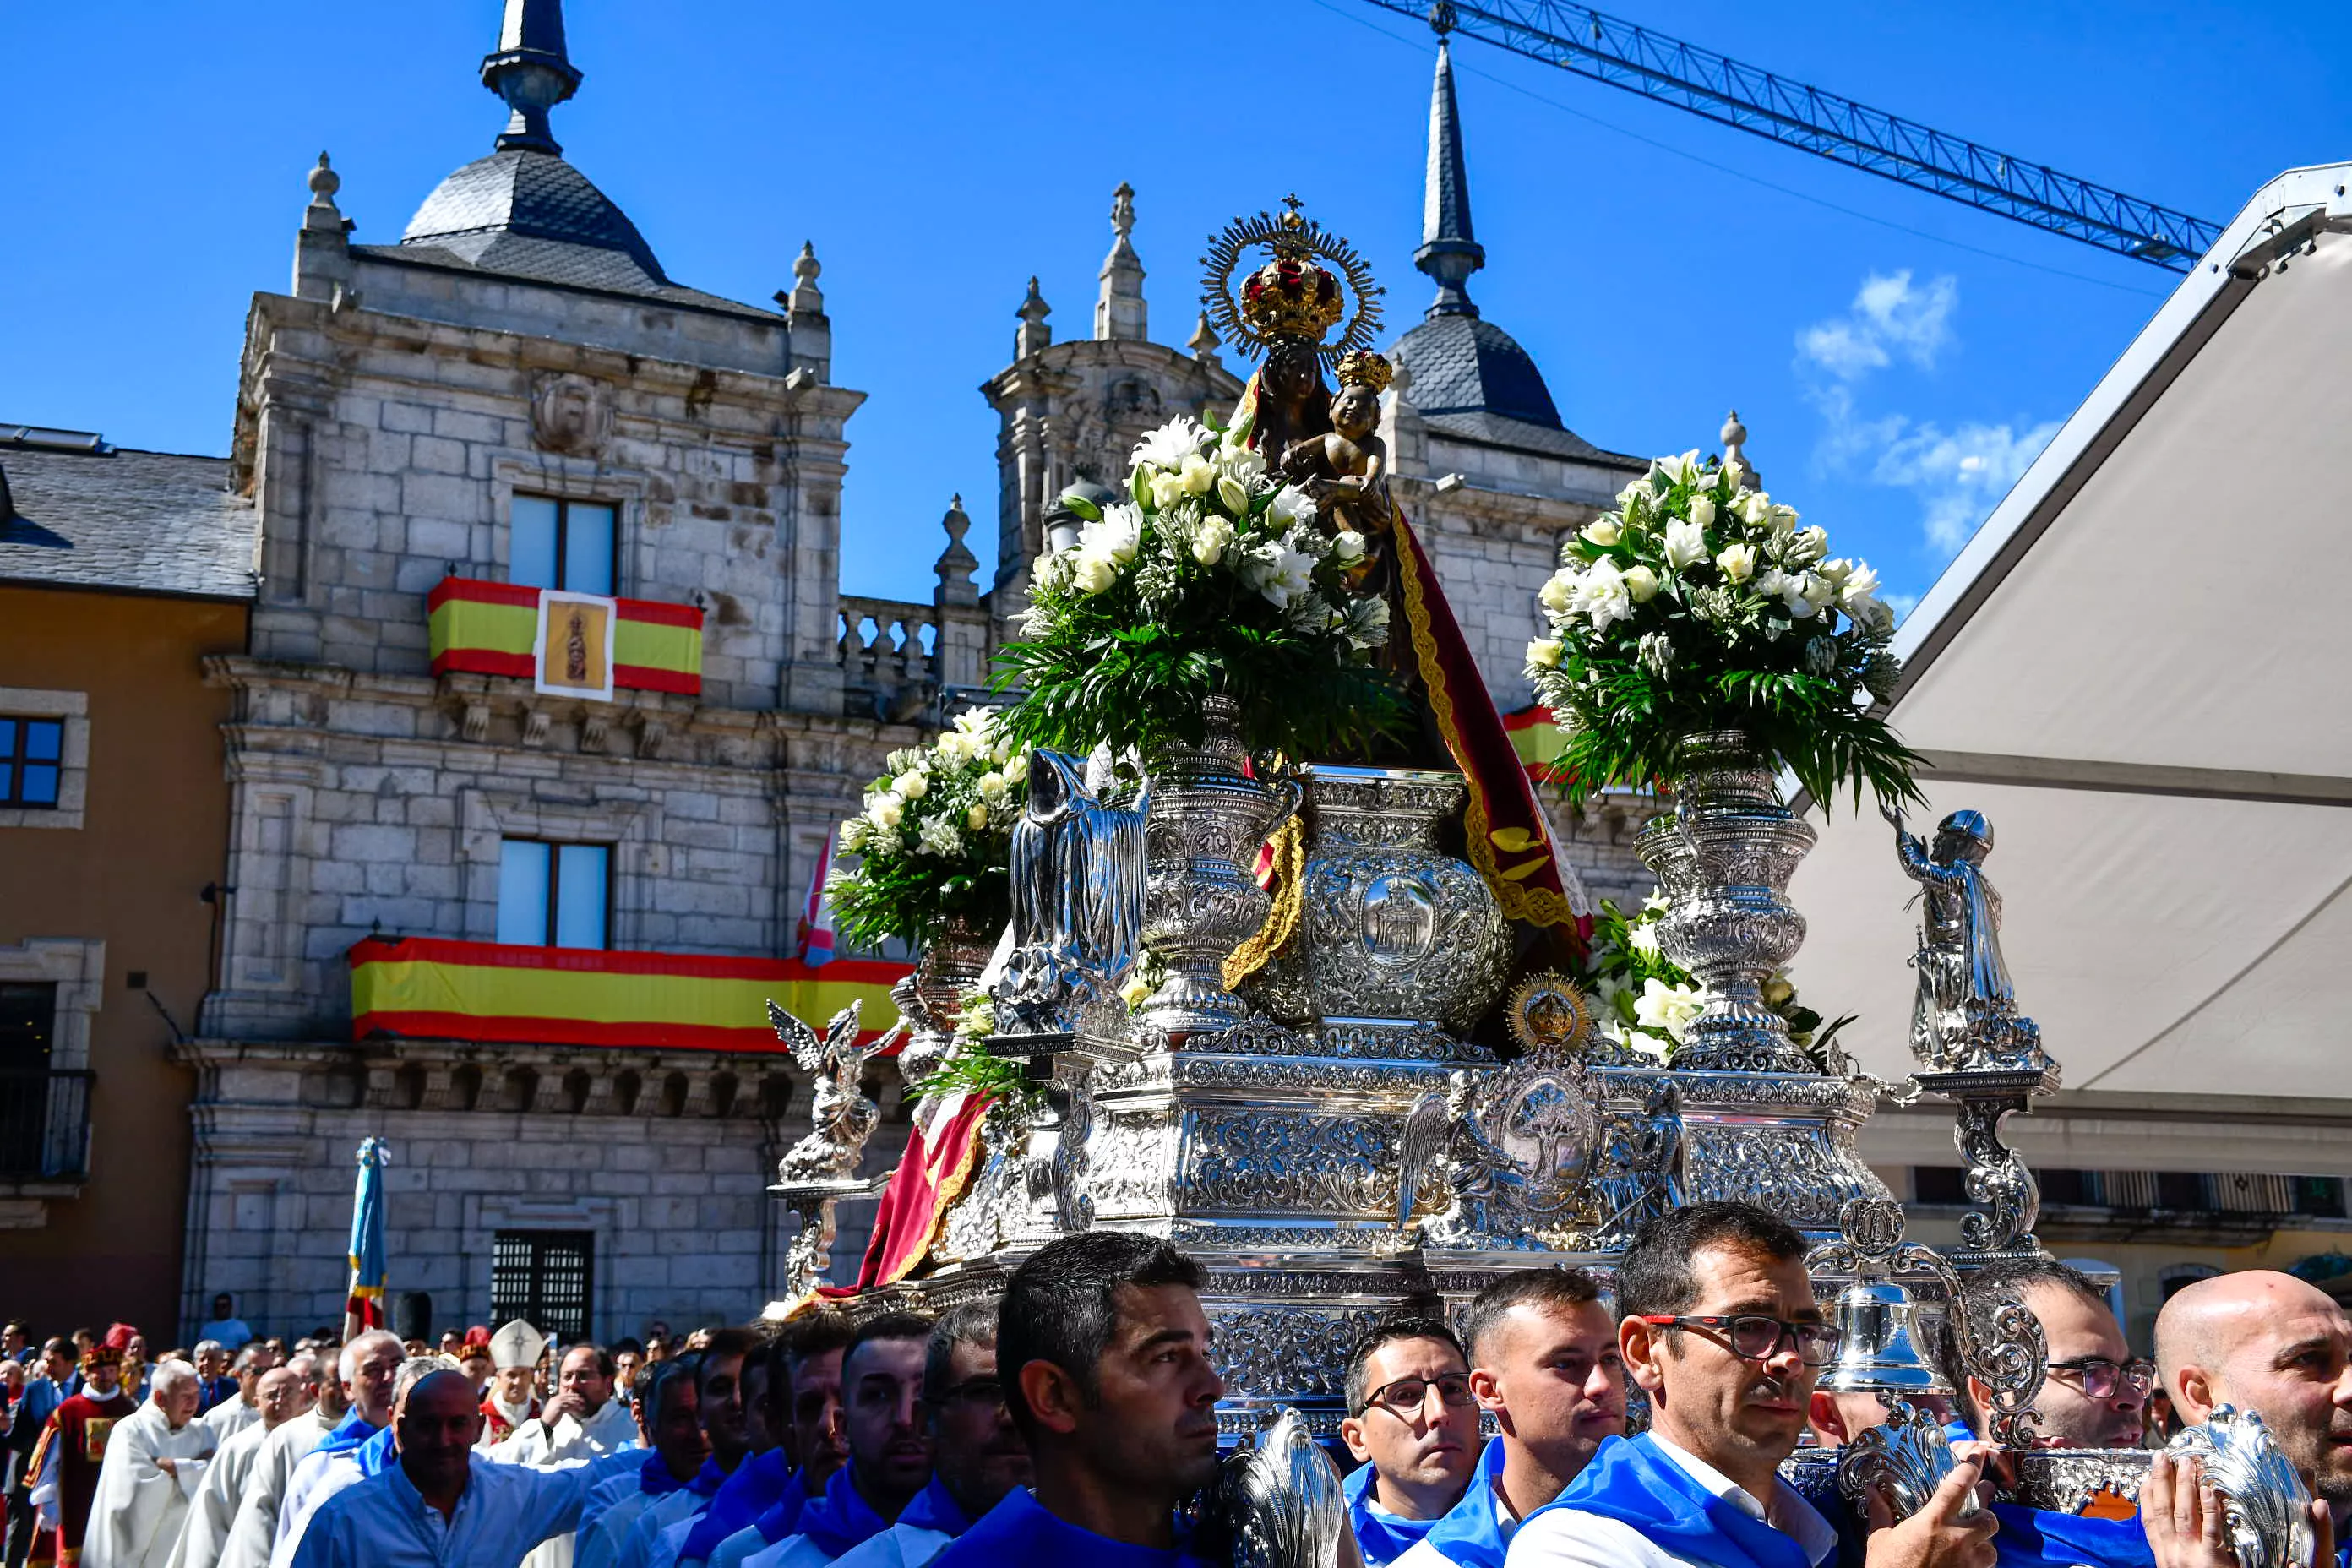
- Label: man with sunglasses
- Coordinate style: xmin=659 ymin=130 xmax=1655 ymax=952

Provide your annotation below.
xmin=1396 ymin=1269 xmax=1625 ymax=1567
xmin=1948 ymin=1260 xmax=2149 ymax=1451
xmin=1340 ymin=1318 xmax=1485 ymax=1565
xmin=1511 ymin=1202 xmax=1998 ymax=1568
xmin=830 ymin=1304 xmax=1030 ymax=1568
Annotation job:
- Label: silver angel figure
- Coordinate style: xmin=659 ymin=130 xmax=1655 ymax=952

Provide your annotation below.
xmin=996 ymin=749 xmax=1148 ymax=1035
xmin=770 ymin=999 xmax=887 ymax=1184
xmin=1886 ymin=805 xmax=2043 ymax=1070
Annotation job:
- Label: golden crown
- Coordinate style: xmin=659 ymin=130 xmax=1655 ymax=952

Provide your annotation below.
xmin=1200 ymin=196 xmax=1383 ymax=368
xmin=1336 ymin=350 xmax=1393 ymax=395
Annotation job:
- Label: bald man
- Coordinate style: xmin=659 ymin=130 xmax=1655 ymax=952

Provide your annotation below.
xmin=2142 ymin=1270 xmax=2347 ymax=1568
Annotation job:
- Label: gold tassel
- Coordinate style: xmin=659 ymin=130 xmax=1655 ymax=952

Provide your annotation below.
xmin=1222 ymin=814 xmax=1306 ymax=991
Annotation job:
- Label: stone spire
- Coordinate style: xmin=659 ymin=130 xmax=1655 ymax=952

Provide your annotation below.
xmin=1188 ymin=312 xmax=1222 ymax=373
xmin=1016 ymin=277 xmax=1053 ymax=359
xmin=1094 ymin=182 xmax=1147 ymax=342
xmin=480 ymin=0 xmax=584 ymax=155
xmin=1722 ymin=410 xmax=1759 ymax=490
xmin=1413 ymin=39 xmax=1487 ymax=319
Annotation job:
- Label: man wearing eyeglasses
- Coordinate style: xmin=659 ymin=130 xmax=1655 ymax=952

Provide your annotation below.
xmin=1946 ymin=1260 xmax=2149 ymax=1452
xmin=1396 ymin=1269 xmax=1625 ymax=1567
xmin=1339 ymin=1318 xmax=1485 ymax=1565
xmin=1510 ymin=1201 xmax=1998 ymax=1568
xmin=830 ymin=1305 xmax=1030 ymax=1568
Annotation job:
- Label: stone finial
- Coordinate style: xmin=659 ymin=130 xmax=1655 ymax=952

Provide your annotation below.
xmin=786 ymin=242 xmax=825 ymax=318
xmin=1095 ymin=181 xmax=1147 ymax=343
xmin=1722 ymin=409 xmax=1756 ymax=488
xmin=1015 ymin=276 xmax=1053 ymax=360
xmin=1187 ymin=312 xmax=1222 ymax=371
xmin=294 ymin=152 xmax=354 ymax=302
xmin=934 ymin=494 xmax=981 ymax=608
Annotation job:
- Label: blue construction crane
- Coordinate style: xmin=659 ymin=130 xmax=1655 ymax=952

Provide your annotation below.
xmin=1362 ymin=0 xmax=2222 ymax=271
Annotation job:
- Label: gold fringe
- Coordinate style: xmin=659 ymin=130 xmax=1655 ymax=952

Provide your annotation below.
xmin=1222 ymin=814 xmax=1306 ymax=991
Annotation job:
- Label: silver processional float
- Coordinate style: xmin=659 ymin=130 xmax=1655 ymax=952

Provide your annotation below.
xmin=760 ymin=200 xmax=2311 ymax=1565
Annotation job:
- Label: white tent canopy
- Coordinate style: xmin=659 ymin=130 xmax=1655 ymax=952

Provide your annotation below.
xmin=1787 ymin=162 xmax=2352 ymax=1130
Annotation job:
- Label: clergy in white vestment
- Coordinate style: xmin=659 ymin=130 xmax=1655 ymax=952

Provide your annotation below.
xmin=169 ymin=1367 xmax=310 ymax=1568
xmin=82 ymin=1360 xmax=216 ymax=1568
xmin=220 ymin=1332 xmax=400 ymax=1568
xmin=202 ymin=1348 xmax=271 ymax=1445
xmin=287 ymin=1371 xmax=640 ymax=1568
xmin=487 ymin=1345 xmax=640 ymax=1568
xmin=269 ymin=1356 xmax=455 ymax=1568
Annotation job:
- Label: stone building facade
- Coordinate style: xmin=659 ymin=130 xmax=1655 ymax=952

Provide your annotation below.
xmin=171 ymin=9 xmax=950 ymax=1337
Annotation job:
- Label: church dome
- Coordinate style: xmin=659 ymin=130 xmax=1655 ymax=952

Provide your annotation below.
xmin=400 ymin=148 xmax=667 ymax=290
xmin=1392 ymin=311 xmax=1562 ymax=429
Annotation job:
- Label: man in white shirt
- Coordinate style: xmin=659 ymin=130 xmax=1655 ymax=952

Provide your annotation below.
xmin=286 ymin=1370 xmax=639 ymax=1568
xmin=199 ymin=1298 xmax=258 ymax=1352
xmin=1395 ymin=1271 xmax=1624 ymax=1568
xmin=492 ymin=1344 xmax=640 ymax=1568
xmin=172 ymin=1366 xmax=310 ymax=1568
xmin=1505 ymin=1201 xmax=1995 ymax=1568
xmin=220 ymin=1331 xmax=400 ymax=1568
xmin=82 ymin=1359 xmax=215 ymax=1568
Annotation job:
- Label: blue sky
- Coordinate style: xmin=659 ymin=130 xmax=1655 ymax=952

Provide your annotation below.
xmin=4 ymin=1 xmax=2344 ymax=615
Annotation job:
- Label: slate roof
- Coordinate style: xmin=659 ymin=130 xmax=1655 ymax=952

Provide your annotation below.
xmin=0 ymin=444 xmax=256 ymax=601
xmin=1394 ymin=312 xmax=1562 ymax=428
xmin=1421 ymin=411 xmax=1649 ymax=471
xmin=386 ymin=149 xmax=781 ymax=321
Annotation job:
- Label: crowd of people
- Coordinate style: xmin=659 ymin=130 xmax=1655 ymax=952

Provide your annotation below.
xmin=0 ymin=1202 xmax=2344 ymax=1568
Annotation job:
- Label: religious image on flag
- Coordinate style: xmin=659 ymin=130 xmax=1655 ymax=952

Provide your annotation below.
xmin=797 ymin=829 xmax=837 ymax=967
xmin=345 ymin=1137 xmax=390 ymax=1339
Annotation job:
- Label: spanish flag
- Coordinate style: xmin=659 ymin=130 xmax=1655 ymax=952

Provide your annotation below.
xmin=427 ymin=577 xmax=703 ymax=695
xmin=349 ymin=937 xmax=907 ymax=1051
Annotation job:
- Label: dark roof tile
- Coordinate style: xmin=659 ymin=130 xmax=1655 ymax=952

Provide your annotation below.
xmin=0 ymin=448 xmax=256 ymax=600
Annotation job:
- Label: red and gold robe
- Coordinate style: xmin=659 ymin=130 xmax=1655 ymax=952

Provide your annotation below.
xmin=26 ymin=1387 xmax=135 ymax=1565
xmin=476 ymin=1390 xmax=538 ymax=1447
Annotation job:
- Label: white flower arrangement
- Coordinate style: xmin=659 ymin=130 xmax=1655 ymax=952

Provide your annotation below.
xmin=827 ymin=708 xmax=1028 ymax=951
xmin=997 ymin=412 xmax=1405 ymax=760
xmin=1527 ymin=449 xmax=1919 ymax=808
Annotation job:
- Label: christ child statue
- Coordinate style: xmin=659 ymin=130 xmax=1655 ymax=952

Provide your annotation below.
xmin=1279 ymin=350 xmax=1394 ymax=542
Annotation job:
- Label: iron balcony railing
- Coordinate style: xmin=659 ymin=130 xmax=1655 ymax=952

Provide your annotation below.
xmin=0 ymin=1067 xmax=93 ymax=1179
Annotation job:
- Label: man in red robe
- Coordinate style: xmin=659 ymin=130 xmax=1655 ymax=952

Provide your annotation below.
xmin=25 ymin=1326 xmax=138 ymax=1566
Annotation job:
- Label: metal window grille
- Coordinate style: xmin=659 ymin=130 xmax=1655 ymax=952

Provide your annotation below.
xmin=490 ymin=1230 xmax=594 ymax=1342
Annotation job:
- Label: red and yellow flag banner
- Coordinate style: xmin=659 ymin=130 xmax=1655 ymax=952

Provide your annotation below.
xmin=1503 ymin=704 xmax=1571 ymax=783
xmin=427 ymin=576 xmax=704 ymax=696
xmin=349 ymin=937 xmax=907 ymax=1052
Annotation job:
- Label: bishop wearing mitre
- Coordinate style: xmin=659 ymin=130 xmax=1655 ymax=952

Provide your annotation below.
xmin=478 ymin=1320 xmax=547 ymax=1449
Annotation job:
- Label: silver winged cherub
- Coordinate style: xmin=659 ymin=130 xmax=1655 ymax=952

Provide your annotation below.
xmin=769 ymin=999 xmax=891 ymax=1184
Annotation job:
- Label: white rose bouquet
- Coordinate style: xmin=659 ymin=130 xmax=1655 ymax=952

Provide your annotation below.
xmin=827 ymin=709 xmax=1029 ymax=951
xmin=1581 ymin=894 xmax=1852 ymax=1067
xmin=994 ymin=412 xmax=1406 ymax=760
xmin=1527 ymin=450 xmax=1920 ymax=808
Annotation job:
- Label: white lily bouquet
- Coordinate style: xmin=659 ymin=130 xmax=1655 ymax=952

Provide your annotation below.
xmin=827 ymin=709 xmax=1028 ymax=952
xmin=1527 ymin=449 xmax=1920 ymax=808
xmin=994 ymin=413 xmax=1406 ymax=760
xmin=1579 ymin=896 xmax=1852 ymax=1066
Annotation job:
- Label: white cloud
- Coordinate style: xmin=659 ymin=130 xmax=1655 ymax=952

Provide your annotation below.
xmin=1797 ymin=270 xmax=1957 ymax=381
xmin=1797 ymin=273 xmax=2055 ymax=561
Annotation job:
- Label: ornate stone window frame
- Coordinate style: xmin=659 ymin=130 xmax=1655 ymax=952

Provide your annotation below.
xmin=456 ymin=789 xmax=660 ymax=950
xmin=490 ymin=457 xmax=647 ymax=600
xmin=0 ymin=689 xmax=90 ymax=830
xmin=0 ymin=937 xmax=106 ymax=1226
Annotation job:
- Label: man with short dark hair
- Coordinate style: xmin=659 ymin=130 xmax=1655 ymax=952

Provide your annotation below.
xmin=705 ymin=1318 xmax=854 ymax=1568
xmin=932 ymin=1233 xmax=1222 ymax=1567
xmin=1511 ymin=1202 xmax=1996 ymax=1568
xmin=1396 ymin=1271 xmax=1622 ymax=1568
xmin=579 ymin=1364 xmax=710 ymax=1568
xmin=747 ymin=1315 xmax=935 ymax=1567
xmin=1342 ymin=1317 xmax=1484 ymax=1566
xmin=286 ymin=1369 xmax=640 ymax=1568
xmin=830 ymin=1304 xmax=1028 ymax=1568
xmin=204 ymin=1346 xmax=273 ymax=1444
xmin=608 ymin=1331 xmax=760 ymax=1568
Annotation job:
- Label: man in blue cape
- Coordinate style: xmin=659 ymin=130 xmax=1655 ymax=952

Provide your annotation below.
xmin=830 ymin=1304 xmax=1030 ymax=1568
xmin=577 ymin=1362 xmax=708 ymax=1565
xmin=688 ymin=1319 xmax=852 ymax=1568
xmin=1509 ymin=1201 xmax=1996 ymax=1568
xmin=744 ymin=1314 xmax=934 ymax=1567
xmin=931 ymin=1233 xmax=1224 ymax=1568
xmin=1395 ymin=1270 xmax=1626 ymax=1568
xmin=1339 ymin=1316 xmax=1484 ymax=1565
